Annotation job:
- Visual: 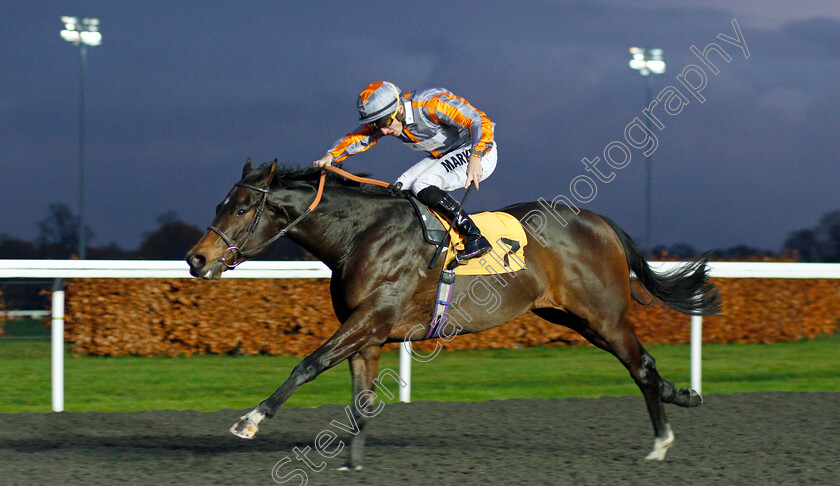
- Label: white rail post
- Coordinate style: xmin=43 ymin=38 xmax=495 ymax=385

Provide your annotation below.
xmin=399 ymin=341 xmax=411 ymax=403
xmin=690 ymin=315 xmax=702 ymax=394
xmin=51 ymin=279 xmax=65 ymax=412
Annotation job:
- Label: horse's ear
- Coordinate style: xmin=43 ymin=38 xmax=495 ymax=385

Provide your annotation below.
xmin=267 ymin=159 xmax=278 ymax=182
xmin=242 ymin=158 xmax=254 ymax=178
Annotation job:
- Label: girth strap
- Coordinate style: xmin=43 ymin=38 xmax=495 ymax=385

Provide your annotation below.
xmin=425 ymin=269 xmax=456 ymax=339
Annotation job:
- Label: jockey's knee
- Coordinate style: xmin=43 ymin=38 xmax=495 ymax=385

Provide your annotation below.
xmin=416 ymin=185 xmax=446 ymax=205
xmin=410 ymin=180 xmax=432 ymax=196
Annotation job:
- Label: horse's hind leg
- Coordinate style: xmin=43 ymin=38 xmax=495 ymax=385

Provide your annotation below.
xmin=532 ymin=308 xmax=681 ymax=460
xmin=339 ymin=345 xmax=383 ymax=471
xmin=604 ymin=324 xmax=696 ymax=460
xmin=598 ymin=323 xmax=681 ymax=460
xmin=651 ymin=354 xmax=703 ymax=408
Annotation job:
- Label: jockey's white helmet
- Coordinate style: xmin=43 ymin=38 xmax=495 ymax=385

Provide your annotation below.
xmin=357 ymin=81 xmax=401 ymax=124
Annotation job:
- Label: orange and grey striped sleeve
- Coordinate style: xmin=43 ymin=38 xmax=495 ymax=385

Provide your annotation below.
xmin=326 ymin=126 xmax=382 ymax=162
xmin=428 ymin=93 xmax=495 ymax=156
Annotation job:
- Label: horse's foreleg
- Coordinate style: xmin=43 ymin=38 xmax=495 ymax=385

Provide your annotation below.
xmin=336 ymin=345 xmax=382 ymax=471
xmin=230 ymin=353 xmax=319 ymax=439
xmin=231 ymin=310 xmax=392 ymax=440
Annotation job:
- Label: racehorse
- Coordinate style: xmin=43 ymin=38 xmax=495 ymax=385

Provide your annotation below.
xmin=185 ymin=159 xmax=721 ymax=469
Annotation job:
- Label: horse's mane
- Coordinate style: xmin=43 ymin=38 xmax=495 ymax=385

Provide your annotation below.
xmin=274 ymin=165 xmax=363 ymax=188
xmin=249 ymin=163 xmax=397 ymax=196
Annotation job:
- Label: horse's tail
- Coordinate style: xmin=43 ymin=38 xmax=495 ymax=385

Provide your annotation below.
xmin=603 ymin=217 xmax=722 ymax=316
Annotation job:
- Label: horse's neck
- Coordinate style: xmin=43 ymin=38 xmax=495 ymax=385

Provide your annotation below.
xmin=286 ymin=188 xmax=405 ymax=267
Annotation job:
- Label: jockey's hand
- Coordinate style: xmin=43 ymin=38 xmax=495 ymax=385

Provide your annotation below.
xmin=313 ymin=153 xmax=335 ymax=168
xmin=465 ymin=154 xmax=482 ymax=189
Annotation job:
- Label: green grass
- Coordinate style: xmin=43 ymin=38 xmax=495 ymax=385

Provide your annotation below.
xmin=0 ymin=318 xmax=50 ymax=338
xmin=1 ymin=335 xmax=838 ymax=413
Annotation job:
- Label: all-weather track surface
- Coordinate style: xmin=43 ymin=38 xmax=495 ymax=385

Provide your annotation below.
xmin=0 ymin=392 xmax=837 ymax=485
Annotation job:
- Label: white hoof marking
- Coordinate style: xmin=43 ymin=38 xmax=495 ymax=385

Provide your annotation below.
xmin=230 ymin=410 xmax=265 ymax=439
xmin=229 ymin=424 xmax=257 ymax=439
xmin=645 ymin=428 xmax=674 ymax=461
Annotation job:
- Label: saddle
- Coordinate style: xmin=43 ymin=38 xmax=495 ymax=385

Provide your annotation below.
xmin=406 ymin=193 xmax=448 ymax=246
xmin=406 ymin=193 xmax=527 ymax=276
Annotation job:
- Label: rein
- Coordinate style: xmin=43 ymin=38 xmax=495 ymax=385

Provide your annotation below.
xmin=209 ymin=166 xmax=392 ymax=269
xmin=323 ymin=165 xmax=393 ymax=189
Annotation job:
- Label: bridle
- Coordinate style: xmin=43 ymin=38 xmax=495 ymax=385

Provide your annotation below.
xmin=207 ymin=166 xmax=392 ymax=269
xmin=207 ymin=172 xmax=326 ymax=269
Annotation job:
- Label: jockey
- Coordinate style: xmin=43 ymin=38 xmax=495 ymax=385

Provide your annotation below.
xmin=313 ymin=81 xmax=497 ymax=261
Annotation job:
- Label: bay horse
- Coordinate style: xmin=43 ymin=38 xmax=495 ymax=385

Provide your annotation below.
xmin=185 ymin=159 xmax=721 ymax=469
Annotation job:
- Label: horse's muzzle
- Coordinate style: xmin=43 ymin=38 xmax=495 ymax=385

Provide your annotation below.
xmin=185 ymin=252 xmax=205 ymax=276
xmin=185 ymin=251 xmax=223 ymax=280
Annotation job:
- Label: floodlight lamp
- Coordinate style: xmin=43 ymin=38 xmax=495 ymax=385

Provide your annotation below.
xmin=647 ymin=60 xmax=666 ymax=74
xmin=60 ymin=16 xmax=102 ymax=46
xmin=61 ymin=29 xmax=81 ymax=44
xmin=628 ymin=47 xmax=664 ymax=76
xmin=80 ymin=31 xmax=102 ymax=46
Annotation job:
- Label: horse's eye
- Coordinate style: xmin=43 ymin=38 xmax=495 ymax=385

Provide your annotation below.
xmin=236 ymin=209 xmax=247 ymax=216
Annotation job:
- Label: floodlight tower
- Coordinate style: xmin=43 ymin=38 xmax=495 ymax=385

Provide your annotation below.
xmin=628 ymin=47 xmax=665 ymax=256
xmin=60 ymin=16 xmax=101 ymax=259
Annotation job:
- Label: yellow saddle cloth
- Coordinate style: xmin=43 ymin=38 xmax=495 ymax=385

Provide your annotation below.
xmin=432 ymin=210 xmax=528 ymax=276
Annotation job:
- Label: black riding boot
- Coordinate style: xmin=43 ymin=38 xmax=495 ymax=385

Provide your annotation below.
xmin=417 ymin=186 xmax=492 ymax=261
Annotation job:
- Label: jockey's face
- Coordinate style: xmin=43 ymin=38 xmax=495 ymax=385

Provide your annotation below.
xmin=378 ymin=105 xmax=404 ymax=137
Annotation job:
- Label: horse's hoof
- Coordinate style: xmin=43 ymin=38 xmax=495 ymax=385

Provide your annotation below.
xmin=230 ymin=417 xmax=259 ymax=439
xmin=336 ymin=464 xmax=363 ymax=471
xmin=644 ymin=428 xmax=674 ymax=461
xmin=689 ymin=389 xmax=704 ymax=407
xmin=645 ymin=447 xmax=667 ymax=461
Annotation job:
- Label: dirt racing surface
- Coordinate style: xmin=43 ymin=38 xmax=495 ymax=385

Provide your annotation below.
xmin=1 ymin=392 xmax=837 ymax=485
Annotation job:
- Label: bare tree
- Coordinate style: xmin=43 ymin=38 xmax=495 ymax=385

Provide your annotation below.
xmin=36 ymin=203 xmax=93 ymax=258
xmin=783 ymin=209 xmax=840 ymax=262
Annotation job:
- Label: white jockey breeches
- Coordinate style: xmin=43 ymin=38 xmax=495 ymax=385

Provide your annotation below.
xmin=395 ymin=142 xmax=498 ymax=194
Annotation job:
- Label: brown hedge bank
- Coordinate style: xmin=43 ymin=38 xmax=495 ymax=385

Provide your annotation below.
xmin=62 ymin=271 xmax=840 ymax=357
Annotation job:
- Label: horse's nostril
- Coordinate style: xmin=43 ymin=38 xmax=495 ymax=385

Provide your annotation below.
xmin=187 ymin=253 xmax=206 ymax=270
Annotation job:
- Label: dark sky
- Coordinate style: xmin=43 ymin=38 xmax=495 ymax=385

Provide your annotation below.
xmin=2 ymin=1 xmax=839 ymax=253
